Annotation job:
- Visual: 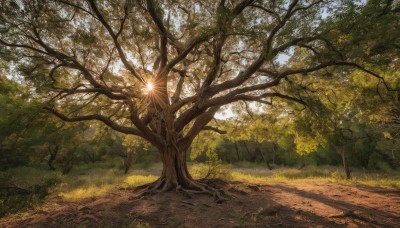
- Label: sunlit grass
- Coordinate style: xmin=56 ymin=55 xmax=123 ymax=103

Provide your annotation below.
xmin=53 ymin=163 xmax=160 ymax=201
xmin=122 ymin=175 xmax=158 ymax=188
xmin=230 ymin=172 xmax=270 ymax=183
xmin=59 ymin=174 xmax=158 ymax=201
xmin=60 ymin=185 xmax=115 ymax=201
xmin=354 ymin=177 xmax=400 ymax=189
xmin=229 ymin=164 xmax=400 ymax=189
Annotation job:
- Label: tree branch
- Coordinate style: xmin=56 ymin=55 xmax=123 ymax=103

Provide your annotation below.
xmin=87 ymin=0 xmax=144 ymax=82
xmin=146 ymin=0 xmax=168 ymax=72
xmin=202 ymin=126 xmax=227 ymax=134
xmin=44 ymin=107 xmax=142 ymax=136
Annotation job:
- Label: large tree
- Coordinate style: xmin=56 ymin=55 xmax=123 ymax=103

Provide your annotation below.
xmin=1 ymin=0 xmax=397 ymax=195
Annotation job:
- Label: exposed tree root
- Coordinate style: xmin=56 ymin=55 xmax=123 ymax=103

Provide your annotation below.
xmin=132 ymin=177 xmax=232 ymax=203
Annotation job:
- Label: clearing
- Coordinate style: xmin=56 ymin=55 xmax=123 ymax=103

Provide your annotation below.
xmin=1 ymin=175 xmax=399 ymax=227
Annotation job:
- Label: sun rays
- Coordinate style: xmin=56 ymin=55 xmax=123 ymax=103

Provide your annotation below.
xmin=145 ymin=82 xmax=154 ymax=93
xmin=142 ymin=79 xmax=169 ymax=108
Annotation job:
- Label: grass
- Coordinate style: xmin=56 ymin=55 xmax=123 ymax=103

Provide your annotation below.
xmin=54 ymin=162 xmax=161 ymax=201
xmin=228 ymin=164 xmax=400 ymax=189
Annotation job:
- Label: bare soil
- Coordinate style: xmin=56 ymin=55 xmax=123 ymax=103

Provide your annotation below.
xmin=1 ymin=180 xmax=399 ymax=227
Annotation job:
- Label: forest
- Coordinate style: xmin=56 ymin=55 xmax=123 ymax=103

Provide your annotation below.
xmin=1 ymin=0 xmax=400 ymax=227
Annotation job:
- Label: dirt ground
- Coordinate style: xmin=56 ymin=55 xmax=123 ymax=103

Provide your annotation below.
xmin=1 ymin=180 xmax=399 ymax=227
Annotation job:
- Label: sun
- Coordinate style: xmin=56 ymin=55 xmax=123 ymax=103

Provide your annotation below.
xmin=144 ymin=82 xmax=154 ymax=95
xmin=146 ymin=82 xmax=154 ymax=91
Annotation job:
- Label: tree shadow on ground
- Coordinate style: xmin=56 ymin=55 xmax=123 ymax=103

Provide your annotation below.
xmin=352 ymin=184 xmax=400 ymax=196
xmin=272 ymin=184 xmax=400 ymax=227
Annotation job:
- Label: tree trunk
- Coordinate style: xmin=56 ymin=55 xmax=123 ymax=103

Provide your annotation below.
xmin=242 ymin=141 xmax=256 ymax=162
xmin=255 ymin=142 xmax=272 ymax=169
xmin=141 ymin=145 xmax=200 ymax=192
xmin=255 ymin=142 xmax=266 ymax=163
xmin=340 ymin=144 xmax=351 ymax=179
xmin=133 ymin=148 xmax=225 ymax=202
xmin=272 ymin=142 xmax=278 ymax=165
xmin=299 ymin=155 xmax=305 ymax=169
xmin=234 ymin=141 xmax=241 ymax=160
xmin=138 ymin=145 xmax=225 ymax=201
xmin=48 ymin=144 xmax=58 ymax=171
xmin=158 ymin=146 xmax=193 ymax=190
xmin=123 ymin=151 xmax=135 ymax=174
xmin=266 ymin=159 xmax=273 ymax=170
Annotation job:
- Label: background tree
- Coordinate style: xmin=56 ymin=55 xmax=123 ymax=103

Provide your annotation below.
xmin=121 ymin=135 xmax=150 ymax=174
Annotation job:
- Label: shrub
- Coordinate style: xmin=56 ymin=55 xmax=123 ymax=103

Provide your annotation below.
xmin=0 ymin=167 xmax=61 ymax=216
xmin=189 ymin=161 xmax=232 ymax=180
xmin=376 ymin=161 xmax=393 ymax=172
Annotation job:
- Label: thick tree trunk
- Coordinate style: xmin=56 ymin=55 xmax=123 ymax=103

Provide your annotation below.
xmin=340 ymin=144 xmax=351 ymax=179
xmin=158 ymin=146 xmax=193 ymax=190
xmin=139 ymin=144 xmax=199 ymax=192
xmin=137 ymin=145 xmax=227 ymax=202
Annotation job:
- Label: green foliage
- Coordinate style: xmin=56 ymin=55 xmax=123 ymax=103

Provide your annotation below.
xmin=0 ymin=167 xmax=62 ymax=216
xmin=0 ymin=76 xmax=45 ymax=169
xmin=190 ymin=130 xmax=221 ymax=161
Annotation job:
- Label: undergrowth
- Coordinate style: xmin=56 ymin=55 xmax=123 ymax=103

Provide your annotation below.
xmin=0 ymin=166 xmax=62 ymax=216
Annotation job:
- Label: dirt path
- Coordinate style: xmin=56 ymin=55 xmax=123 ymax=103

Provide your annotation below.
xmin=1 ymin=180 xmax=399 ymax=227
